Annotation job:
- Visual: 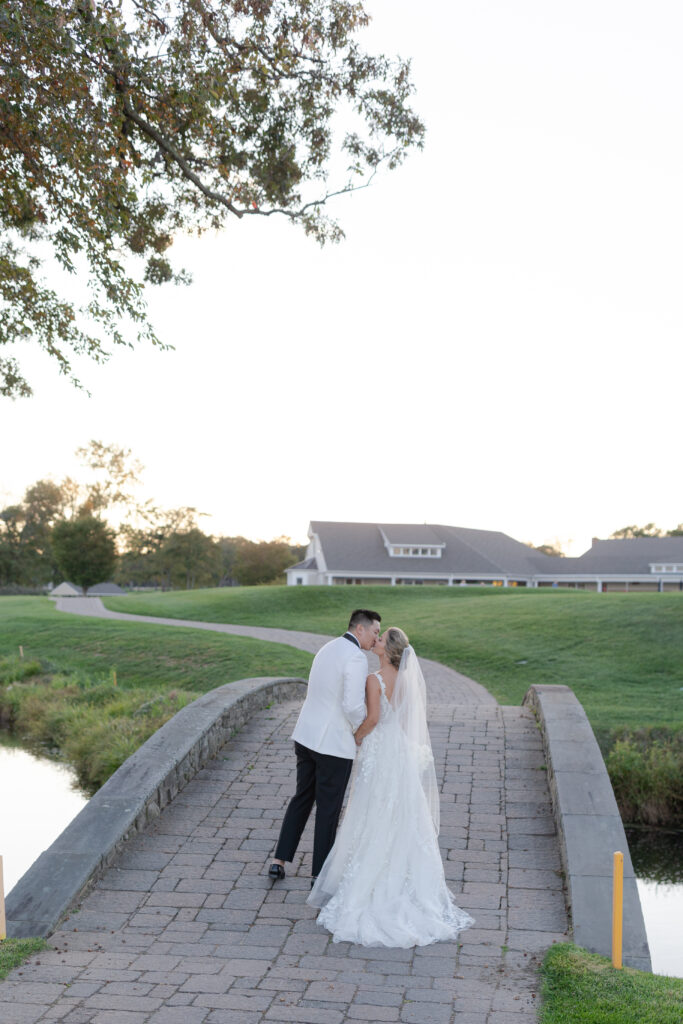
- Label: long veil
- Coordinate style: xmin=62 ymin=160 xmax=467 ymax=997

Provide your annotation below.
xmin=390 ymin=645 xmax=439 ymax=834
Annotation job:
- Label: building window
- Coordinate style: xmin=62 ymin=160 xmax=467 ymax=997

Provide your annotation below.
xmin=389 ymin=546 xmax=442 ymax=558
xmin=296 ymin=577 xmax=303 ymax=585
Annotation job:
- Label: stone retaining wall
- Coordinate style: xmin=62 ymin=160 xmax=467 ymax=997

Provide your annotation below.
xmin=6 ymin=676 xmax=307 ymax=938
xmin=523 ymin=684 xmax=651 ymax=971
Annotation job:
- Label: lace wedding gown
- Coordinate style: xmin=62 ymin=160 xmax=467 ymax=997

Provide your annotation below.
xmin=307 ymin=669 xmax=474 ymax=948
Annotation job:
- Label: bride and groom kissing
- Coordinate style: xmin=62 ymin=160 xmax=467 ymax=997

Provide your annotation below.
xmin=268 ymin=608 xmax=474 ymax=948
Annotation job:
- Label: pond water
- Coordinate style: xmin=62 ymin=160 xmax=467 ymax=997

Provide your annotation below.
xmin=626 ymin=827 xmax=683 ymax=979
xmin=0 ymin=736 xmax=680 ymax=978
xmin=0 ymin=736 xmax=87 ymax=895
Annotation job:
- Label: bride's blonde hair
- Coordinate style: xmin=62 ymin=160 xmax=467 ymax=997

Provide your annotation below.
xmin=385 ymin=627 xmax=409 ymax=669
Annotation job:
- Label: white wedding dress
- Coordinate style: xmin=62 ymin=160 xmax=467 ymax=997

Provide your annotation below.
xmin=308 ymin=653 xmax=474 ymax=948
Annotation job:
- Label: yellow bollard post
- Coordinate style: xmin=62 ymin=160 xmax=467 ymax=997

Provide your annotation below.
xmin=112 ymin=670 xmax=117 ymax=687
xmin=0 ymin=855 xmax=6 ymax=940
xmin=612 ymin=851 xmax=624 ymax=969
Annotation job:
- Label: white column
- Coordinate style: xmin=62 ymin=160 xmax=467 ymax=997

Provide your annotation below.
xmin=596 ymin=580 xmax=603 ymax=593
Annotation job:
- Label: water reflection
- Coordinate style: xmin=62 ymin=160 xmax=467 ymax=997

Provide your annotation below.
xmin=0 ymin=735 xmax=87 ymax=895
xmin=626 ymin=827 xmax=683 ymax=978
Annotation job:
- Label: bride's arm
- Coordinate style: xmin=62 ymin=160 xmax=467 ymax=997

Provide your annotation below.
xmin=354 ymin=675 xmax=381 ymax=745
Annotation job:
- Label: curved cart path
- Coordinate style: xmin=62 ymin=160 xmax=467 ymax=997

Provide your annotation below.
xmin=55 ymin=596 xmax=497 ymax=708
xmin=0 ymin=598 xmax=569 ymax=1023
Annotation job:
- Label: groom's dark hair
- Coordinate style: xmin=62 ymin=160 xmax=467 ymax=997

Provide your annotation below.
xmin=348 ymin=609 xmax=381 ymax=631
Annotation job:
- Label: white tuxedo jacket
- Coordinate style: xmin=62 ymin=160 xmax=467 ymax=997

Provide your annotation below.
xmin=291 ymin=635 xmax=368 ymax=759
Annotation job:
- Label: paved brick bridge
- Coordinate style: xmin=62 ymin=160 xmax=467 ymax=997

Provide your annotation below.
xmin=1 ymin=600 xmax=570 ymax=1024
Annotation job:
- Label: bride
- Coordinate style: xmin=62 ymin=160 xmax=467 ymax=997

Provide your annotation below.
xmin=307 ymin=627 xmax=474 ymax=948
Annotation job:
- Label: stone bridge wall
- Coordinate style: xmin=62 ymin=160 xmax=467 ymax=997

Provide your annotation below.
xmin=6 ymin=677 xmax=307 ymax=938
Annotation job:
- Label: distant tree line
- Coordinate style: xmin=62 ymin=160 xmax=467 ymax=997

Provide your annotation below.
xmin=0 ymin=442 xmax=305 ymax=592
xmin=609 ymin=523 xmax=683 ymax=538
xmin=521 ymin=522 xmax=682 ymax=559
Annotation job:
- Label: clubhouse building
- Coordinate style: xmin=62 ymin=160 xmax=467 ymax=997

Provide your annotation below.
xmin=286 ymin=521 xmax=683 ymax=592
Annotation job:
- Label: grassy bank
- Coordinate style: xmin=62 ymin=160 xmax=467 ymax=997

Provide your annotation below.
xmin=104 ymin=586 xmax=683 ymax=826
xmin=540 ymin=943 xmax=683 ymax=1023
xmin=3 ymin=589 xmax=682 ymax=821
xmin=0 ymin=938 xmax=49 ymax=981
xmin=0 ymin=597 xmax=312 ymax=791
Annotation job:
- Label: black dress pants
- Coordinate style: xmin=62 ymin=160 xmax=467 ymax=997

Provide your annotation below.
xmin=274 ymin=741 xmax=353 ymax=877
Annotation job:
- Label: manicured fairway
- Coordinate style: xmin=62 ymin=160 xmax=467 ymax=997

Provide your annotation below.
xmin=104 ymin=586 xmax=683 ymax=743
xmin=0 ymin=596 xmax=312 ymax=693
xmin=0 ymin=597 xmax=312 ymax=790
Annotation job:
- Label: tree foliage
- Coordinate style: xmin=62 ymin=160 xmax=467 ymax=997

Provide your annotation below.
xmin=0 ymin=439 xmax=305 ymax=589
xmin=534 ymin=543 xmax=565 ymax=558
xmin=610 ymin=523 xmax=663 ymax=539
xmin=232 ymin=535 xmax=295 ymax=585
xmin=0 ymin=0 xmax=424 ymax=397
xmin=51 ymin=514 xmax=118 ymax=592
xmin=609 ymin=523 xmax=683 ymax=540
xmin=0 ymin=479 xmax=71 ymax=585
xmin=158 ymin=526 xmax=217 ymax=589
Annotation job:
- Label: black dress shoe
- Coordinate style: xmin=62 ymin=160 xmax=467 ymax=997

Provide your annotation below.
xmin=268 ymin=863 xmax=285 ymax=881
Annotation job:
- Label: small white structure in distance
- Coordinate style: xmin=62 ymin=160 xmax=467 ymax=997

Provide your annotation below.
xmin=49 ymin=581 xmax=127 ymax=598
xmin=89 ymin=582 xmax=126 ymax=596
xmin=49 ymin=582 xmax=83 ymax=597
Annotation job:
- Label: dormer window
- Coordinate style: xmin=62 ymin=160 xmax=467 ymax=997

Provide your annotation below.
xmin=650 ymin=563 xmax=683 ymax=573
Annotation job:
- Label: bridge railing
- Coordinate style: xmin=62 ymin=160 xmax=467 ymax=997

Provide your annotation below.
xmin=524 ymin=683 xmax=651 ymax=971
xmin=6 ymin=676 xmax=307 ymax=938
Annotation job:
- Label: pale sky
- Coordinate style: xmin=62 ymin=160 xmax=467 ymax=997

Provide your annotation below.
xmin=2 ymin=1 xmax=682 ymax=556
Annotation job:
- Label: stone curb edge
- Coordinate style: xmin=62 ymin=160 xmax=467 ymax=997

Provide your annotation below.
xmin=523 ymin=684 xmax=651 ymax=971
xmin=6 ymin=676 xmax=307 ymax=938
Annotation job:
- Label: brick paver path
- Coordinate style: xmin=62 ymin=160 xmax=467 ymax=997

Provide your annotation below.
xmin=0 ymin=604 xmax=569 ymax=1023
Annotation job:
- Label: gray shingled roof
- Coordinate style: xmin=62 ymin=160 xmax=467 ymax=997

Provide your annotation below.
xmin=549 ymin=537 xmax=683 ymax=575
xmin=288 ymin=523 xmax=683 ymax=580
xmin=89 ymin=582 xmax=127 ymax=595
xmin=379 ymin=524 xmax=444 ymax=546
xmin=308 ymin=521 xmax=552 ymax=577
xmin=287 ymin=557 xmax=319 ymax=572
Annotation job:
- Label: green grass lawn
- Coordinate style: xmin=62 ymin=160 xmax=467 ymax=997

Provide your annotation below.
xmin=0 ymin=596 xmax=311 ymax=693
xmin=540 ymin=944 xmax=683 ymax=1023
xmin=103 ymin=586 xmax=683 ymax=743
xmin=0 ymin=938 xmax=49 ymax=981
xmin=0 ymin=597 xmax=312 ymax=790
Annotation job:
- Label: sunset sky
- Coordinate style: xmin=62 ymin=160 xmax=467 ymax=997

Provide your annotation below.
xmin=2 ymin=1 xmax=682 ymax=556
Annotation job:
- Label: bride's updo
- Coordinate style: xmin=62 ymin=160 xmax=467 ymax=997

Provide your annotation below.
xmin=385 ymin=627 xmax=410 ymax=669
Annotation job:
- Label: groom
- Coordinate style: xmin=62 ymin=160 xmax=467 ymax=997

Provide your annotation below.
xmin=269 ymin=608 xmax=381 ymax=883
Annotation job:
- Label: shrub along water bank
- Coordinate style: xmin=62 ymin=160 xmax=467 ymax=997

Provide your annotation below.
xmin=0 ymin=657 xmax=197 ymax=792
xmin=607 ymin=729 xmax=682 ymax=828
xmin=104 ymin=585 xmax=683 ymax=826
xmin=0 ymin=597 xmax=312 ymax=793
xmin=540 ymin=943 xmax=683 ymax=1023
